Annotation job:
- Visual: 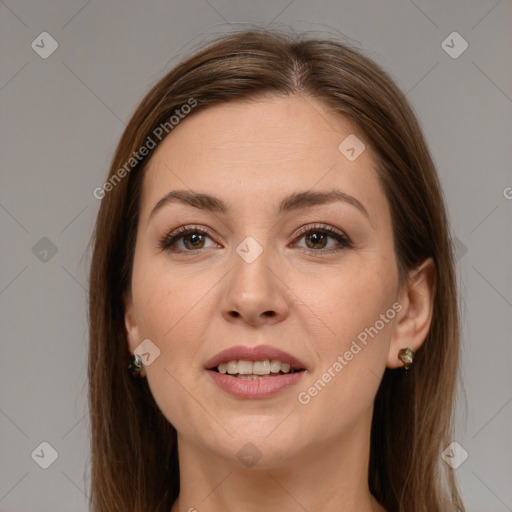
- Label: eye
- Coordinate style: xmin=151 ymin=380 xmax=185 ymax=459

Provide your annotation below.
xmin=158 ymin=225 xmax=219 ymax=253
xmin=292 ymin=224 xmax=352 ymax=255
xmin=158 ymin=223 xmax=352 ymax=255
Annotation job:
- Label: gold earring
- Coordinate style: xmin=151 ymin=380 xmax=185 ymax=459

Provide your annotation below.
xmin=398 ymin=347 xmax=415 ymax=370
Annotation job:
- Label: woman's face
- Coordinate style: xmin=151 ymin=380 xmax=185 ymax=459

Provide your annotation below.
xmin=125 ymin=95 xmax=402 ymax=467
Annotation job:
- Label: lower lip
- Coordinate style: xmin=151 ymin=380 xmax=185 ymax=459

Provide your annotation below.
xmin=206 ymin=370 xmax=305 ymax=399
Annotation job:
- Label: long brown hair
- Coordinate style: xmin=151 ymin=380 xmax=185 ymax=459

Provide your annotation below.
xmin=88 ymin=29 xmax=464 ymax=511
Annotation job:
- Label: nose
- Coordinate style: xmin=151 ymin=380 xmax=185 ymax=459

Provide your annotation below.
xmin=220 ymin=241 xmax=290 ymax=327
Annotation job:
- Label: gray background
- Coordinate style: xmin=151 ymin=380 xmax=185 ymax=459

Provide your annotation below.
xmin=1 ymin=1 xmax=511 ymax=511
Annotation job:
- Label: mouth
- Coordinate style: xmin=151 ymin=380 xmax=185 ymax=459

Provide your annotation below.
xmin=204 ymin=344 xmax=307 ymax=376
xmin=204 ymin=345 xmax=307 ymax=398
xmin=209 ymin=359 xmax=305 ymax=379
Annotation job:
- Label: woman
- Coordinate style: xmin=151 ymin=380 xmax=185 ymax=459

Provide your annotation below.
xmin=88 ymin=29 xmax=465 ymax=512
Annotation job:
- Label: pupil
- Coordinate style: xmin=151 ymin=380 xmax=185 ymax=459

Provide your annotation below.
xmin=306 ymin=232 xmax=326 ymax=249
xmin=185 ymin=233 xmax=204 ymax=249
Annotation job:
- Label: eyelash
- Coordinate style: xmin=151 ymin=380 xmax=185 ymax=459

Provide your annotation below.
xmin=157 ymin=223 xmax=352 ymax=256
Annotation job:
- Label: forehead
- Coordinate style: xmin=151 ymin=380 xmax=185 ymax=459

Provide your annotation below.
xmin=139 ymin=95 xmax=385 ymax=220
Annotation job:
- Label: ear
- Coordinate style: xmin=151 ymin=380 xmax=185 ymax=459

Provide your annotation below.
xmin=387 ymin=258 xmax=436 ymax=369
xmin=123 ymin=290 xmax=141 ymax=354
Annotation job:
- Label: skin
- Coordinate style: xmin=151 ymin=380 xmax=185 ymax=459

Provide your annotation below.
xmin=124 ymin=95 xmax=434 ymax=512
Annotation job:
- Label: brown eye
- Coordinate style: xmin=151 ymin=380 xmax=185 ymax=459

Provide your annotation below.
xmin=182 ymin=232 xmax=206 ymax=250
xmin=158 ymin=226 xmax=217 ymax=253
xmin=293 ymin=224 xmax=352 ymax=255
xmin=304 ymin=231 xmax=329 ymax=250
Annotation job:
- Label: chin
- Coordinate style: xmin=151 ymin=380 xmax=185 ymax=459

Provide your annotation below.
xmin=203 ymin=422 xmax=306 ymax=468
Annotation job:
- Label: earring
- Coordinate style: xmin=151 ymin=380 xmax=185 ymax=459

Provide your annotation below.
xmin=128 ymin=353 xmax=146 ymax=378
xmin=398 ymin=347 xmax=415 ymax=370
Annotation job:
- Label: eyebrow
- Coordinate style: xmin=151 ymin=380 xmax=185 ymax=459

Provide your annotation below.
xmin=148 ymin=189 xmax=371 ymax=223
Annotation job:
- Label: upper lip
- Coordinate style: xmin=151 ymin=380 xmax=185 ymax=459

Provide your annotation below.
xmin=204 ymin=344 xmax=307 ymax=370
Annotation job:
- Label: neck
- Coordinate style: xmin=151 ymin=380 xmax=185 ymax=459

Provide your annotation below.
xmin=170 ymin=407 xmax=386 ymax=512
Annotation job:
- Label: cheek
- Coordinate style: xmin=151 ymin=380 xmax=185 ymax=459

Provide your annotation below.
xmin=130 ymin=253 xmax=223 ymax=376
xmin=132 ymin=269 xmax=197 ymax=345
xmin=130 ymin=261 xmax=215 ymax=432
xmin=292 ymin=276 xmax=396 ymax=439
xmin=303 ymin=258 xmax=398 ymax=349
xmin=293 ymin=257 xmax=397 ymax=421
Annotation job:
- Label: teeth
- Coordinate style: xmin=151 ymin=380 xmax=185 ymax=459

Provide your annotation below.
xmin=216 ymin=359 xmax=297 ymax=375
xmin=238 ymin=360 xmax=253 ymax=375
xmin=226 ymin=361 xmax=238 ymax=374
xmin=253 ymin=360 xmax=270 ymax=375
xmin=269 ymin=360 xmax=281 ymax=373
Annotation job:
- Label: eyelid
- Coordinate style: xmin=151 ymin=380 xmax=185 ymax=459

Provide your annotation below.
xmin=290 ymin=223 xmax=352 ymax=254
xmin=293 ymin=222 xmax=346 ymax=239
xmin=157 ymin=224 xmax=218 ymax=251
